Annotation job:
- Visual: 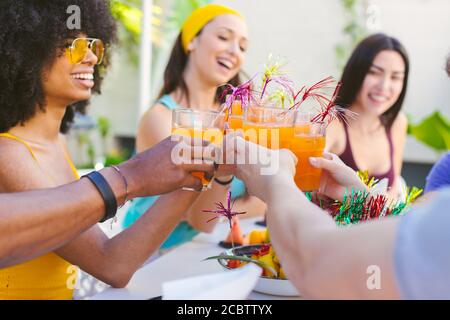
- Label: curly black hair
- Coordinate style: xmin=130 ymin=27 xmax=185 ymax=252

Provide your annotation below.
xmin=0 ymin=0 xmax=117 ymax=133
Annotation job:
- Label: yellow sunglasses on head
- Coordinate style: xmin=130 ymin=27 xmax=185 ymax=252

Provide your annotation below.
xmin=65 ymin=38 xmax=105 ymax=65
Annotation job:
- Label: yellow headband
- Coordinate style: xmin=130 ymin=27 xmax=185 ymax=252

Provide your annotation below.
xmin=181 ymin=4 xmax=243 ymax=53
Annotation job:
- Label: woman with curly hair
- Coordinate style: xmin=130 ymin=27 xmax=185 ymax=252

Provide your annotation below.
xmin=0 ymin=0 xmax=206 ymax=300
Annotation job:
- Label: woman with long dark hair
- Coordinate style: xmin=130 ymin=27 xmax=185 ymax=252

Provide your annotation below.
xmin=327 ymin=33 xmax=410 ymax=197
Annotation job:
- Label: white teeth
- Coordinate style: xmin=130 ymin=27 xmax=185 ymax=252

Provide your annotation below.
xmin=217 ymin=58 xmax=233 ymax=69
xmin=370 ymin=94 xmax=388 ymax=102
xmin=71 ymin=73 xmax=94 ymax=80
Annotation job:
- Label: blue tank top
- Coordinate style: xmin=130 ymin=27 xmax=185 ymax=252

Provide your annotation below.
xmin=123 ymin=95 xmax=247 ymax=250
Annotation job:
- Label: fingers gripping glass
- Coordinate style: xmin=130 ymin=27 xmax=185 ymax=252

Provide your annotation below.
xmin=172 ymin=108 xmax=224 ymax=192
xmin=65 ymin=38 xmax=105 ymax=65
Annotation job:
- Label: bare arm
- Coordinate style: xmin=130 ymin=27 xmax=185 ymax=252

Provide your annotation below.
xmin=263 ymin=175 xmax=400 ymax=299
xmin=0 ymin=145 xmax=209 ymax=287
xmin=56 ymin=189 xmax=199 ymax=288
xmin=230 ymin=137 xmax=401 ymax=299
xmin=0 ymin=137 xmax=214 ymax=270
xmin=136 ymin=104 xmax=173 ymax=153
xmin=0 ymin=178 xmax=108 ymax=268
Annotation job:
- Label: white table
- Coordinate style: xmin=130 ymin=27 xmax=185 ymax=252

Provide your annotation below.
xmin=91 ymin=217 xmax=300 ymax=300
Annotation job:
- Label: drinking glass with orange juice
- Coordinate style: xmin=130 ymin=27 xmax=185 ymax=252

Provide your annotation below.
xmin=172 ymin=108 xmax=224 ymax=191
xmin=244 ymin=106 xmax=326 ymax=192
xmin=242 ymin=104 xmax=295 ymax=226
xmin=243 ymin=104 xmax=295 ymax=150
xmin=221 ymin=98 xmax=244 ymax=131
xmin=289 ymin=113 xmax=326 ymax=192
xmin=229 ymin=101 xmax=244 ymax=130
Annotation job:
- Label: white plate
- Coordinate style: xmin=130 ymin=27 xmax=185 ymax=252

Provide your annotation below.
xmin=217 ymin=245 xmax=300 ymax=297
xmin=254 ymin=275 xmax=299 ymax=296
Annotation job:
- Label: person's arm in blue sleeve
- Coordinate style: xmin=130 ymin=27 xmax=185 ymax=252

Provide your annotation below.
xmin=425 ymin=152 xmax=450 ymax=193
xmin=394 ymin=188 xmax=450 ymax=299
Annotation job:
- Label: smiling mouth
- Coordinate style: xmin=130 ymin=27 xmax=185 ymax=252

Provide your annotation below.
xmin=217 ymin=58 xmax=234 ymax=70
xmin=71 ymin=73 xmax=94 ymax=80
xmin=70 ymin=73 xmax=95 ymax=90
xmin=369 ymin=93 xmax=389 ymax=103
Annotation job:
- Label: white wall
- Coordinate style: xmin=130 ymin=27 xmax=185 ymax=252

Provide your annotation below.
xmin=89 ymin=0 xmax=450 ymax=163
xmin=89 ymin=50 xmax=140 ymax=137
xmin=216 ymin=0 xmax=450 ymax=163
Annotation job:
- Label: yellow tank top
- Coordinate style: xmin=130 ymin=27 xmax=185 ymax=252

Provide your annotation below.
xmin=0 ymin=133 xmax=79 ymax=300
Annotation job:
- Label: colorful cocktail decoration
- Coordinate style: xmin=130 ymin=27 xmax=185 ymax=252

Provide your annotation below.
xmin=220 ymin=77 xmax=256 ymax=121
xmin=207 ymin=178 xmax=423 ymax=278
xmin=202 ymin=191 xmax=246 ymax=248
xmin=228 ymin=99 xmax=244 ymax=130
xmin=218 ymin=56 xmax=347 ymax=192
xmin=309 ymin=172 xmax=423 ymax=225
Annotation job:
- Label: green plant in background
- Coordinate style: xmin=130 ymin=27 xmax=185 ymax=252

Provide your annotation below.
xmin=165 ymin=0 xmax=212 ymax=31
xmin=95 ymin=116 xmax=131 ymax=166
xmin=97 ymin=116 xmax=111 ymax=157
xmin=75 ymin=116 xmax=131 ymax=169
xmin=107 ymin=0 xmax=212 ymax=123
xmin=108 ymin=0 xmax=213 ymax=99
xmin=109 ymin=0 xmax=211 ymax=65
xmin=98 ymin=0 xmax=212 ymax=167
xmin=110 ymin=0 xmax=164 ymax=64
xmin=76 ymin=132 xmax=96 ymax=169
xmin=408 ymin=111 xmax=450 ymax=152
xmin=104 ymin=150 xmax=131 ymax=167
xmin=335 ymin=0 xmax=369 ymax=70
xmin=110 ymin=0 xmax=143 ymax=38
xmin=150 ymin=0 xmax=212 ymax=96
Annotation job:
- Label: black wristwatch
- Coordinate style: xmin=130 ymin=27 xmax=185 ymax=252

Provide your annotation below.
xmin=214 ymin=176 xmax=235 ymax=186
xmin=82 ymin=171 xmax=118 ymax=223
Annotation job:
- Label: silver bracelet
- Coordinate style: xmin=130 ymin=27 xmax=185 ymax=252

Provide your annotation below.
xmin=111 ymin=165 xmax=129 ymax=207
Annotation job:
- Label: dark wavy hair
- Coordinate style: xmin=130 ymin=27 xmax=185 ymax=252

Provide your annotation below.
xmin=0 ymin=0 xmax=117 ymax=133
xmin=335 ymin=33 xmax=409 ymax=129
xmin=159 ymin=32 xmax=242 ymax=106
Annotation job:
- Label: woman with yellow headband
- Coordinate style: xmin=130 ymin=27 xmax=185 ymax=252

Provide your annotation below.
xmin=124 ymin=4 xmax=266 ymax=250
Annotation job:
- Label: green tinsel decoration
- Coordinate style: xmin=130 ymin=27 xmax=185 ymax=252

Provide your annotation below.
xmin=305 ymin=171 xmax=424 ymax=226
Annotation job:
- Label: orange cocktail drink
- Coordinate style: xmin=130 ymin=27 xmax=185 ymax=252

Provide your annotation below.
xmin=243 ymin=105 xmax=295 ymax=149
xmin=244 ymin=106 xmax=326 ymax=192
xmin=172 ymin=108 xmax=223 ymax=191
xmin=229 ymin=100 xmax=244 ymax=130
xmin=289 ymin=114 xmax=326 ymax=191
